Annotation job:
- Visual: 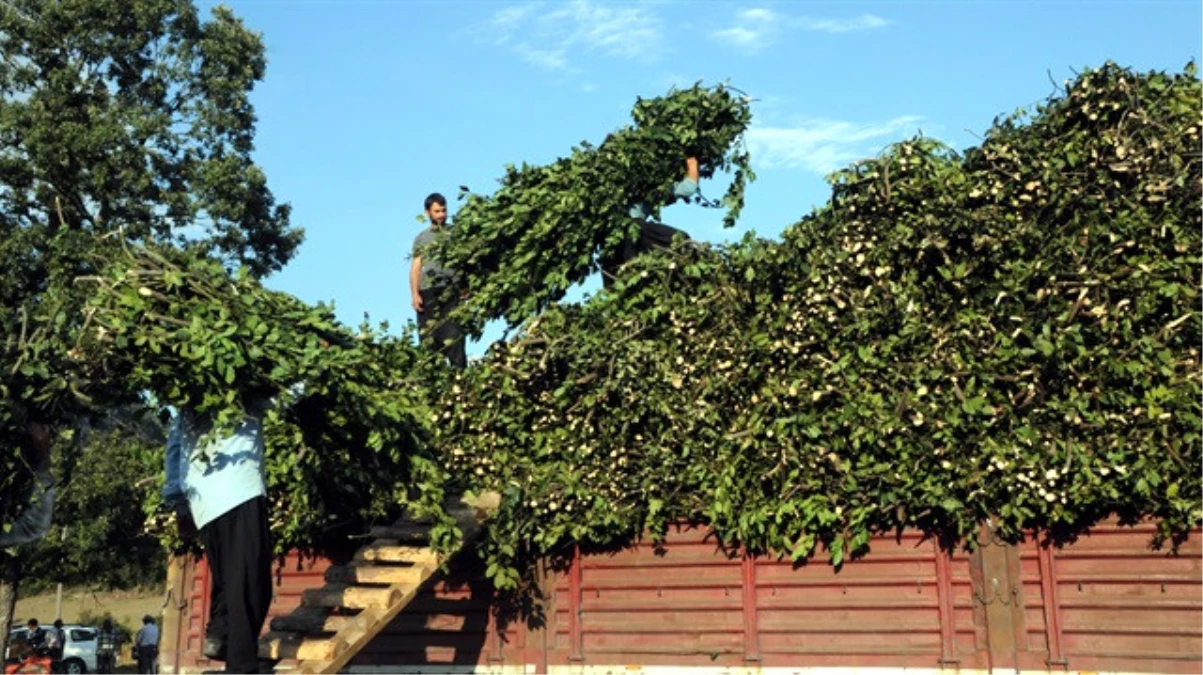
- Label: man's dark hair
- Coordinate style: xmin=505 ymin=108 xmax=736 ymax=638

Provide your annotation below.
xmin=27 ymin=619 xmax=38 ymax=627
xmin=142 ymin=615 xmax=154 ymax=625
xmin=424 ymin=193 xmax=447 ymax=211
xmin=53 ymin=619 xmax=62 ymax=629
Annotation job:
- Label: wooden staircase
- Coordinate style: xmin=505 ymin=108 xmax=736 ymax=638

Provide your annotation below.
xmin=258 ymin=492 xmax=499 ymax=674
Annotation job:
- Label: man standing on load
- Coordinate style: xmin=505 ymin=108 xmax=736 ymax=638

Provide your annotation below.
xmin=410 ymin=192 xmax=467 ymax=369
xmin=601 ymin=155 xmax=701 ymax=289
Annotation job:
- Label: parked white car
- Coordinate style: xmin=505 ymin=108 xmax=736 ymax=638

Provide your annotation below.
xmin=6 ymin=624 xmax=100 ymax=674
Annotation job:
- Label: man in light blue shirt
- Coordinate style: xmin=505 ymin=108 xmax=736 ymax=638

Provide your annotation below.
xmin=135 ymin=615 xmax=160 ymax=674
xmin=163 ymin=406 xmax=272 ymax=674
xmin=602 ymin=155 xmax=701 ymax=289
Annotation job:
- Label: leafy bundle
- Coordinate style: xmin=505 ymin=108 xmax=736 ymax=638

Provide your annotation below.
xmin=79 ymin=245 xmax=451 ymax=552
xmin=432 ymin=63 xmax=1202 ymax=589
xmin=432 ymin=83 xmax=754 ymax=336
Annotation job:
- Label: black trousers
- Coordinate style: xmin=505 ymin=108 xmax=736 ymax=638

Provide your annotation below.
xmin=202 ymin=496 xmax=272 ymax=674
xmin=601 ymin=218 xmax=690 ymax=289
xmin=417 ymin=287 xmax=467 ymax=369
xmin=136 ymin=646 xmax=157 ymax=674
xmin=97 ymin=652 xmax=116 ymax=674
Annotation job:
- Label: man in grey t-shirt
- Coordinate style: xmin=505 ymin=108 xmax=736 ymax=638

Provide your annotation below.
xmin=409 ymin=192 xmax=466 ymax=368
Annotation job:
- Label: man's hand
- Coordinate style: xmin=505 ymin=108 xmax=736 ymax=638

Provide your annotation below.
xmin=26 ymin=422 xmax=52 ymax=453
xmin=174 ymin=504 xmax=197 ymax=540
xmin=412 ymin=293 xmax=424 ymax=312
xmin=26 ymin=422 xmax=52 ymax=471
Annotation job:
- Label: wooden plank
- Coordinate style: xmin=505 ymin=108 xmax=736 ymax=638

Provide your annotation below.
xmin=259 ymin=632 xmax=346 ymax=661
xmin=325 ymin=564 xmax=431 ymax=586
xmin=368 ymin=524 xmax=431 ymax=543
xmin=299 ymin=659 xmax=334 ymax=673
xmin=270 ymin=608 xmax=354 ymax=635
xmin=301 ymin=584 xmax=403 ymax=610
xmin=354 ymin=544 xmax=440 ymax=566
xmin=268 ymin=608 xmax=332 ymax=635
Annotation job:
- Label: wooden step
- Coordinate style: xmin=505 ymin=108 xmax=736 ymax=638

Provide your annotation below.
xmin=368 ymin=524 xmax=431 ymax=542
xmin=325 ymin=564 xmax=429 ymax=586
xmin=299 ymin=659 xmax=336 ymax=673
xmin=354 ymin=544 xmax=440 ymax=565
xmin=270 ymin=608 xmax=359 ymax=635
xmin=301 ymin=583 xmax=403 ymax=610
xmin=259 ymin=632 xmax=345 ymax=661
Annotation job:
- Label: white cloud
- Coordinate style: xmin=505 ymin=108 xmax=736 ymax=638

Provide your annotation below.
xmin=484 ymin=1 xmax=664 ymax=72
xmin=710 ymin=7 xmax=889 ymax=52
xmin=797 ymin=14 xmax=890 ymax=33
xmin=746 ymin=116 xmax=923 ymax=174
xmin=514 ymin=44 xmax=569 ymax=71
xmin=710 ymin=26 xmax=763 ymax=48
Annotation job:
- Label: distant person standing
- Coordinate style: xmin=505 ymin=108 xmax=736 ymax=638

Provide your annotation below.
xmin=135 ymin=615 xmax=159 ymax=674
xmin=410 ymin=192 xmax=467 ymax=369
xmin=47 ymin=619 xmax=65 ymax=673
xmin=25 ymin=618 xmax=46 ymax=652
xmin=96 ymin=618 xmax=119 ymax=674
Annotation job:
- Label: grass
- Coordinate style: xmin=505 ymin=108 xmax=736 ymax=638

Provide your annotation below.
xmin=13 ymin=586 xmax=161 ymax=634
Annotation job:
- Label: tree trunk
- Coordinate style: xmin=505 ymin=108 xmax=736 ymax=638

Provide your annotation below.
xmin=0 ymin=552 xmax=20 ymax=641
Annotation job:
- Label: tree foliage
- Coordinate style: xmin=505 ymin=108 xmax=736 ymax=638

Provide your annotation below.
xmin=21 ymin=427 xmax=166 ymax=594
xmin=0 ymin=0 xmax=299 ymax=275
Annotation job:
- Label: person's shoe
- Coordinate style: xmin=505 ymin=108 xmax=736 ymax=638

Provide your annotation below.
xmin=202 ymin=636 xmax=227 ymax=661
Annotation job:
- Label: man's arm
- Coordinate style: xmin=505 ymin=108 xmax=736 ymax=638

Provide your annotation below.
xmin=161 ymin=418 xmax=196 ymax=538
xmin=409 ymin=256 xmax=424 ymax=312
xmin=0 ymin=475 xmax=55 ymax=548
xmin=673 ymin=156 xmax=701 ymax=200
xmin=162 ymin=419 xmax=184 ymax=508
xmin=0 ymin=424 xmax=56 ymax=548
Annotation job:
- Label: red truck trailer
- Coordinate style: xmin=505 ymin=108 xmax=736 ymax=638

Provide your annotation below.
xmin=158 ymin=518 xmax=1200 ymax=674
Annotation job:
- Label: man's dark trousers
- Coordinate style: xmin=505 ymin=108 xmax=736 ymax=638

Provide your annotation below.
xmin=201 ymin=496 xmax=272 ymax=674
xmin=602 ymin=218 xmax=691 ymax=289
xmin=418 ymin=286 xmax=467 ymax=369
xmin=136 ymin=647 xmax=157 ymax=674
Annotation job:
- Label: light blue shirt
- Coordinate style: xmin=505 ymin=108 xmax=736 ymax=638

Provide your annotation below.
xmin=162 ymin=410 xmax=267 ymax=530
xmin=136 ymin=623 xmax=159 ymax=648
xmin=629 ymin=178 xmax=699 ymax=220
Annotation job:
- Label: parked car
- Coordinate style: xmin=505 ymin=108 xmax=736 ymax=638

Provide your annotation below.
xmin=6 ymin=625 xmax=98 ymax=674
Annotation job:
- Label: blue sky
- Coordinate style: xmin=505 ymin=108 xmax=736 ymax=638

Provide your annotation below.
xmin=200 ymin=0 xmax=1201 ymax=353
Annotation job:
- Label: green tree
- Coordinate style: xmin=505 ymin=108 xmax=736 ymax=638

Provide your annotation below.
xmin=1 ymin=0 xmax=301 ymax=638
xmin=21 ymin=426 xmax=167 ymax=596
